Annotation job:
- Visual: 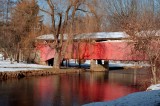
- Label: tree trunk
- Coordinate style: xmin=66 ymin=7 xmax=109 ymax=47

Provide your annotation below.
xmin=53 ymin=50 xmax=61 ymax=69
xmin=151 ymin=65 xmax=157 ymax=84
xmin=3 ymin=49 xmax=8 ymax=60
xmin=17 ymin=49 xmax=20 ymax=63
xmin=10 ymin=55 xmax=14 ymax=64
xmin=3 ymin=52 xmax=7 ymax=60
xmin=16 ymin=43 xmax=20 ymax=63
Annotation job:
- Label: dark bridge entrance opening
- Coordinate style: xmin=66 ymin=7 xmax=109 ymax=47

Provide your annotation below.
xmin=47 ymin=58 xmax=54 ymax=66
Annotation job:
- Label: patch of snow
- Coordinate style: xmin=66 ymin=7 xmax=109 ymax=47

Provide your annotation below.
xmin=0 ymin=53 xmax=3 ymax=60
xmin=0 ymin=60 xmax=52 ymax=68
xmin=0 ymin=54 xmax=3 ymax=58
xmin=0 ymin=68 xmax=40 ymax=72
xmin=68 ymin=59 xmax=148 ymax=68
xmin=146 ymin=84 xmax=160 ymax=91
xmin=0 ymin=54 xmax=52 ymax=72
xmin=83 ymin=90 xmax=160 ymax=106
xmin=110 ymin=61 xmax=149 ymax=67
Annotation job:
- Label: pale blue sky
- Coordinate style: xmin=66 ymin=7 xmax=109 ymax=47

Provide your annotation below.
xmin=37 ymin=0 xmax=90 ymax=25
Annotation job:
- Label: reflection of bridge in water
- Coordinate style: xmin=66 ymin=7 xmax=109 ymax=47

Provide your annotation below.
xmin=35 ymin=32 xmax=147 ymax=71
xmin=34 ymin=71 xmax=140 ymax=105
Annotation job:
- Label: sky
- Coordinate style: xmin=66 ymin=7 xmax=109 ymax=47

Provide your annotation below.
xmin=37 ymin=0 xmax=51 ymax=25
xmin=37 ymin=0 xmax=91 ymax=25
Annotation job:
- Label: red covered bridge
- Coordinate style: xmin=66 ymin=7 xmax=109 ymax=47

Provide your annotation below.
xmin=35 ymin=32 xmax=146 ymax=67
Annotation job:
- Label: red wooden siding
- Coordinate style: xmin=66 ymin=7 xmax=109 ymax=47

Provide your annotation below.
xmin=36 ymin=41 xmax=146 ymax=62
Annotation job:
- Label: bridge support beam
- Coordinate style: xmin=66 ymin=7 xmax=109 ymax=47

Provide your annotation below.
xmin=90 ymin=59 xmax=109 ymax=71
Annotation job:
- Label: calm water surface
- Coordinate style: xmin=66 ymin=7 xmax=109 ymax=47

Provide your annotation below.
xmin=0 ymin=70 xmax=145 ymax=106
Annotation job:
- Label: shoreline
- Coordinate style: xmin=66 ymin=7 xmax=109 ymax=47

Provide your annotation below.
xmin=0 ymin=68 xmax=85 ymax=80
xmin=0 ymin=67 xmax=149 ymax=80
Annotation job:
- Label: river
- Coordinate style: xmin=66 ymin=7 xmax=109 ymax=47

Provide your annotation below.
xmin=0 ymin=69 xmax=147 ymax=106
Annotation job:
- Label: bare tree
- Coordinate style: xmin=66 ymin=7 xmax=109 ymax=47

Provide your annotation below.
xmin=0 ymin=0 xmax=16 ymax=60
xmin=103 ymin=0 xmax=160 ymax=84
xmin=40 ymin=0 xmax=100 ymax=69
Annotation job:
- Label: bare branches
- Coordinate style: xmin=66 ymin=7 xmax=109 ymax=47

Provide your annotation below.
xmin=40 ymin=0 xmax=101 ymax=68
xmin=39 ymin=8 xmax=52 ymax=16
xmin=76 ymin=8 xmax=89 ymax=13
xmin=45 ymin=0 xmax=56 ymax=32
xmin=103 ymin=0 xmax=160 ymax=84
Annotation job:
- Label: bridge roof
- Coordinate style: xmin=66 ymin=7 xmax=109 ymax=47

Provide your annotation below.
xmin=74 ymin=32 xmax=129 ymax=40
xmin=36 ymin=32 xmax=129 ymax=41
xmin=36 ymin=34 xmax=68 ymax=40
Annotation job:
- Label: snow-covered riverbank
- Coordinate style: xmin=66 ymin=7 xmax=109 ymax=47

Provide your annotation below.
xmin=0 ymin=53 xmax=52 ymax=72
xmin=83 ymin=90 xmax=160 ymax=106
xmin=0 ymin=52 xmax=149 ymax=72
xmin=0 ymin=54 xmax=83 ymax=80
xmin=0 ymin=60 xmax=52 ymax=72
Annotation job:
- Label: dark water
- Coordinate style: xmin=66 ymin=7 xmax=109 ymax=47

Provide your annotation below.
xmin=0 ymin=70 xmax=145 ymax=106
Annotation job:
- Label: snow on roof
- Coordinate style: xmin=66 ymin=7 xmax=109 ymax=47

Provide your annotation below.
xmin=36 ymin=34 xmax=68 ymax=40
xmin=37 ymin=30 xmax=160 ymax=41
xmin=36 ymin=32 xmax=129 ymax=40
xmin=36 ymin=34 xmax=55 ymax=40
xmin=136 ymin=30 xmax=160 ymax=37
xmin=74 ymin=32 xmax=129 ymax=39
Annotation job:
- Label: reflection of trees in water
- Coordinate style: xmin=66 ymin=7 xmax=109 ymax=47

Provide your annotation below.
xmin=136 ymin=68 xmax=153 ymax=90
xmin=53 ymin=76 xmax=63 ymax=106
xmin=109 ymin=71 xmax=135 ymax=85
xmin=109 ymin=68 xmax=152 ymax=91
xmin=0 ymin=79 xmax=35 ymax=106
